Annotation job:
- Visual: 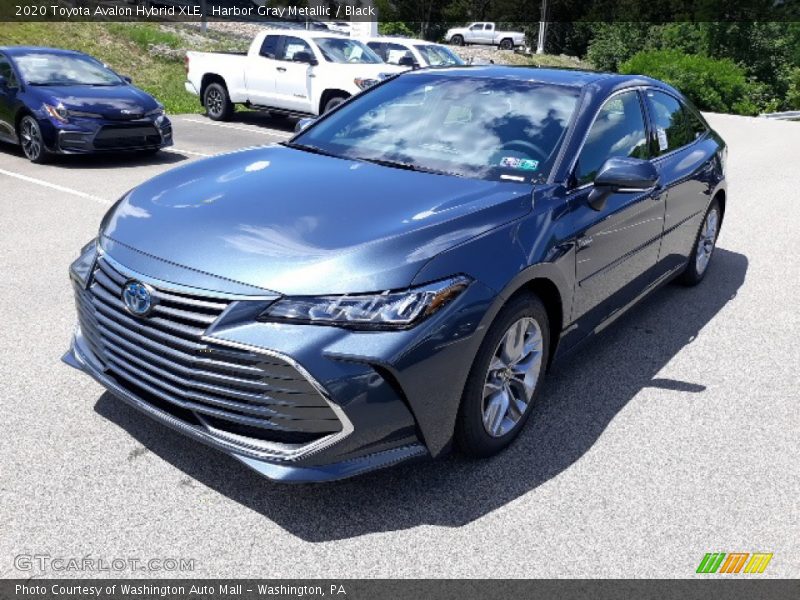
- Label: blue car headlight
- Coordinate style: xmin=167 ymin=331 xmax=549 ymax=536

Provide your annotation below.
xmin=69 ymin=238 xmax=98 ymax=289
xmin=259 ymin=276 xmax=471 ymax=330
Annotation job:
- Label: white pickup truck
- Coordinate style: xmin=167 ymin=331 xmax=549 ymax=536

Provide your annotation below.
xmin=444 ymin=22 xmax=526 ymax=50
xmin=185 ymin=30 xmax=404 ymax=120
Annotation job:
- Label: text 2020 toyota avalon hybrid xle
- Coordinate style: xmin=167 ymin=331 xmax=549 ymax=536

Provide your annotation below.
xmin=64 ymin=67 xmax=727 ymax=482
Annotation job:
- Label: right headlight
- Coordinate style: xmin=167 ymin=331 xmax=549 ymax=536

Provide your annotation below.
xmin=259 ymin=276 xmax=471 ymax=330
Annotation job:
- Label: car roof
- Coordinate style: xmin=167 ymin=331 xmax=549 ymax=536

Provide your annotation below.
xmin=0 ymin=46 xmax=88 ymax=57
xmin=403 ymin=65 xmax=675 ymax=93
xmin=362 ymin=37 xmax=440 ymax=46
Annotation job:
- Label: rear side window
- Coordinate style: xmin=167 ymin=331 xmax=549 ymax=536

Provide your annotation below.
xmin=645 ymin=90 xmax=707 ymax=155
xmin=278 ymin=37 xmax=312 ymax=61
xmin=260 ymin=35 xmax=280 ymax=59
xmin=576 ymin=90 xmax=649 ymax=185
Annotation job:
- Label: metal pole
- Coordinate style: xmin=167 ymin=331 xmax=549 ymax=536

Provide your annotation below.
xmin=536 ymin=0 xmax=548 ymax=54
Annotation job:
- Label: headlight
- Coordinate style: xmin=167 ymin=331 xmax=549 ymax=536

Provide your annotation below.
xmin=69 ymin=238 xmax=98 ymax=289
xmin=354 ymin=77 xmax=379 ymax=90
xmin=43 ymin=103 xmax=69 ymax=123
xmin=259 ymin=276 xmax=471 ymax=330
xmin=146 ymin=104 xmax=165 ymax=117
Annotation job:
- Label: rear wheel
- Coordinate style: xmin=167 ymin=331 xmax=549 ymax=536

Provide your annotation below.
xmin=19 ymin=116 xmax=48 ymax=163
xmin=323 ymin=94 xmax=348 ymax=114
xmin=456 ymin=293 xmax=550 ymax=457
xmin=499 ymin=38 xmax=514 ymax=50
xmin=451 ymin=35 xmax=464 ymax=46
xmin=678 ymin=198 xmax=721 ymax=286
xmin=203 ymin=82 xmax=233 ymax=121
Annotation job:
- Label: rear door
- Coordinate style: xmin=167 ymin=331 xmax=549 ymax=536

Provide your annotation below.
xmin=244 ymin=34 xmax=281 ymax=106
xmin=643 ymin=89 xmax=715 ymax=273
xmin=273 ymin=36 xmax=315 ymax=113
xmin=0 ymin=55 xmax=20 ymax=142
xmin=569 ymin=89 xmax=666 ymax=332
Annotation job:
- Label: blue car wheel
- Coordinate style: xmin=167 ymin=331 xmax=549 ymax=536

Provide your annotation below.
xmin=19 ymin=115 xmax=48 ymax=163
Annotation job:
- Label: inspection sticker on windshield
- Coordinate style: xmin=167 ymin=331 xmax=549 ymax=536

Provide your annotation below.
xmin=500 ymin=156 xmax=539 ymax=171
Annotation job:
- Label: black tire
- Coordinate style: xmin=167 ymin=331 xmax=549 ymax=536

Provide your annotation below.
xmin=323 ymin=94 xmax=348 ymax=114
xmin=19 ymin=115 xmax=48 ymax=163
xmin=499 ymin=38 xmax=514 ymax=50
xmin=456 ymin=293 xmax=550 ymax=458
xmin=677 ymin=198 xmax=721 ymax=286
xmin=203 ymin=82 xmax=233 ymax=121
xmin=451 ymin=35 xmax=464 ymax=46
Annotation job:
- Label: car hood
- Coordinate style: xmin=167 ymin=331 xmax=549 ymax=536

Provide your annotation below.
xmin=100 ymin=145 xmax=532 ymax=295
xmin=31 ymin=84 xmax=158 ymax=118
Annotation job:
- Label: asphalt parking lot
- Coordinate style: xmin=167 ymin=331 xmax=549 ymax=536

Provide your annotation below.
xmin=1 ymin=112 xmax=797 ymax=578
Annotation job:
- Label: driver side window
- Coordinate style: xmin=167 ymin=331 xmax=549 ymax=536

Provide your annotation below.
xmin=278 ymin=37 xmax=312 ymax=62
xmin=575 ymin=90 xmax=649 ymax=186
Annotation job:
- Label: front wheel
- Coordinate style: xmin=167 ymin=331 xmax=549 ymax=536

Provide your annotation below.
xmin=677 ymin=198 xmax=721 ymax=286
xmin=19 ymin=116 xmax=48 ymax=163
xmin=203 ymin=82 xmax=233 ymax=121
xmin=456 ymin=293 xmax=550 ymax=457
xmin=323 ymin=94 xmax=348 ymax=114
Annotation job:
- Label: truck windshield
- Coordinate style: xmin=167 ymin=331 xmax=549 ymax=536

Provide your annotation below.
xmin=315 ymin=38 xmax=382 ymax=64
xmin=414 ymin=44 xmax=465 ymax=67
xmin=292 ymin=74 xmax=579 ymax=183
xmin=15 ymin=53 xmax=122 ymax=86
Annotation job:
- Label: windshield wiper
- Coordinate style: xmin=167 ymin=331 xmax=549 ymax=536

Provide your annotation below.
xmin=355 ymin=156 xmax=463 ymax=177
xmin=280 ymin=141 xmax=339 ymax=158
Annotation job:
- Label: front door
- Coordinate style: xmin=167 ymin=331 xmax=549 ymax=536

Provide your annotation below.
xmin=273 ymin=36 xmax=315 ymax=114
xmin=569 ymin=89 xmax=666 ymax=333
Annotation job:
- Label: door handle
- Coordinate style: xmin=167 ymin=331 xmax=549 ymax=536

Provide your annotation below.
xmin=276 ymin=67 xmax=286 ymax=72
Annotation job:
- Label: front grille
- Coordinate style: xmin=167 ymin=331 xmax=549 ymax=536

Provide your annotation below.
xmin=94 ymin=125 xmax=161 ymax=149
xmin=73 ymin=257 xmax=343 ymax=445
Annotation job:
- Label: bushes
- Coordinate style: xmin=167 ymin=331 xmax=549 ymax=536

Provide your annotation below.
xmin=619 ymin=49 xmax=773 ymax=115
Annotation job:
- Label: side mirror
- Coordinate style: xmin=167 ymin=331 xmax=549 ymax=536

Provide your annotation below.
xmin=398 ymin=55 xmax=418 ymax=69
xmin=121 ymin=75 xmax=133 ymax=84
xmin=587 ymin=157 xmax=659 ymax=211
xmin=293 ymin=51 xmax=317 ymax=66
xmin=294 ymin=117 xmax=315 ymax=132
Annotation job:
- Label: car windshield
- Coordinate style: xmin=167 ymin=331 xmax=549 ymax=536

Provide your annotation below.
xmin=14 ymin=53 xmax=123 ymax=86
xmin=315 ymin=38 xmax=382 ymax=64
xmin=292 ymin=74 xmax=579 ymax=183
xmin=414 ymin=44 xmax=465 ymax=67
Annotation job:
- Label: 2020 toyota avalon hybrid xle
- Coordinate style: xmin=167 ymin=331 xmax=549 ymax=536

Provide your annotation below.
xmin=64 ymin=67 xmax=727 ymax=482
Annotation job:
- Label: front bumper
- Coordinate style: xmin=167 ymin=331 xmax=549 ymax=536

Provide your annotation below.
xmin=64 ymin=247 xmax=496 ymax=482
xmin=41 ymin=114 xmax=173 ymax=154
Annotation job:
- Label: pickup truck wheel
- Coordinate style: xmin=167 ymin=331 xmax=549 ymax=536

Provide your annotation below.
xmin=451 ymin=35 xmax=464 ymax=46
xmin=499 ymin=38 xmax=514 ymax=50
xmin=323 ymin=95 xmax=348 ymax=113
xmin=203 ymin=82 xmax=233 ymax=121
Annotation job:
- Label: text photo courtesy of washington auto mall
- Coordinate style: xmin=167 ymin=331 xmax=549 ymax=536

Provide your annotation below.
xmin=0 ymin=0 xmax=798 ymax=597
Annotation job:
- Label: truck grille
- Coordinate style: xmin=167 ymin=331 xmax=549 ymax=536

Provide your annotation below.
xmin=73 ymin=256 xmax=343 ymax=445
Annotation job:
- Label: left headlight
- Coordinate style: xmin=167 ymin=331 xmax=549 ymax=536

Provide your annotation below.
xmin=69 ymin=238 xmax=98 ymax=289
xmin=146 ymin=104 xmax=165 ymax=117
xmin=259 ymin=276 xmax=471 ymax=330
xmin=43 ymin=103 xmax=69 ymax=123
xmin=354 ymin=77 xmax=380 ymax=90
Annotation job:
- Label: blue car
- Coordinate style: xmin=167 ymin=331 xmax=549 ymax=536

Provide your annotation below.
xmin=65 ymin=67 xmax=726 ymax=482
xmin=0 ymin=47 xmax=172 ymax=162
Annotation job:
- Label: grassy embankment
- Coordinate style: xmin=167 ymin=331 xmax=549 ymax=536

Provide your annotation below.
xmin=0 ymin=22 xmax=248 ymax=114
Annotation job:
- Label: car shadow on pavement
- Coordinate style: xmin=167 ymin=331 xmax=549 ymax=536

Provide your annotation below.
xmin=223 ymin=110 xmax=298 ymax=134
xmin=94 ymin=247 xmax=748 ymax=541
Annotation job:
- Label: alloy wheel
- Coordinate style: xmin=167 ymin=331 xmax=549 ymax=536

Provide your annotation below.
xmin=20 ymin=117 xmax=43 ymax=161
xmin=695 ymin=208 xmax=719 ymax=275
xmin=481 ymin=317 xmax=544 ymax=437
xmin=206 ymin=87 xmax=224 ymax=118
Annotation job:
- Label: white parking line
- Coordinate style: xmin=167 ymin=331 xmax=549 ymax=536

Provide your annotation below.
xmin=0 ymin=168 xmax=111 ymax=205
xmin=179 ymin=117 xmax=292 ymax=138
